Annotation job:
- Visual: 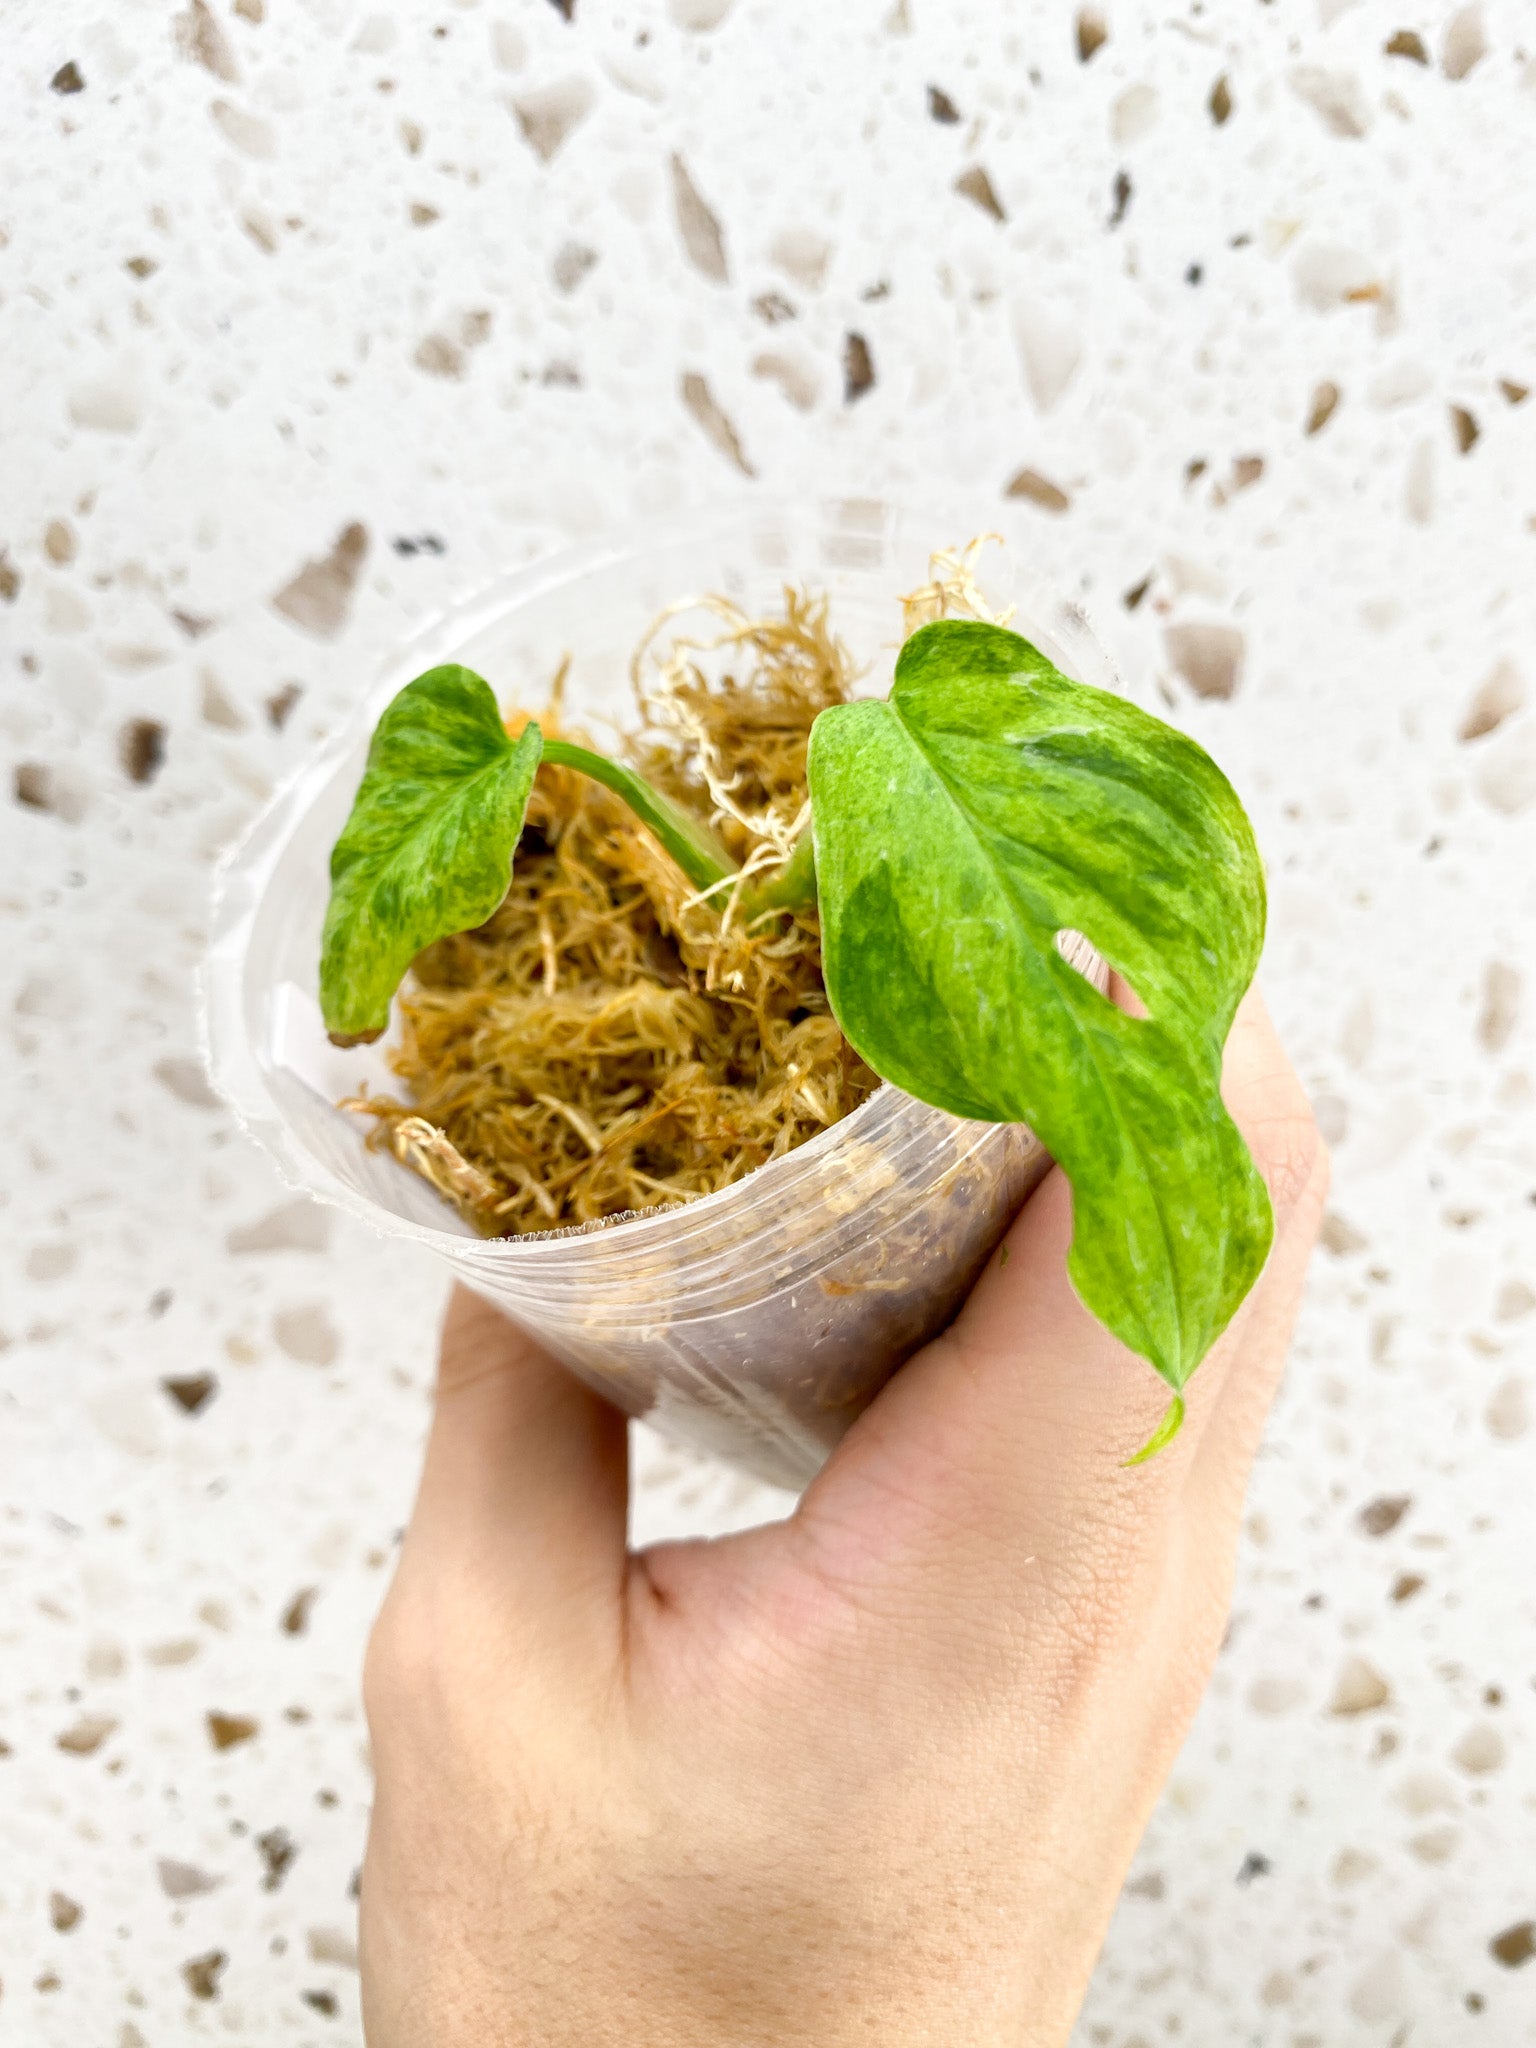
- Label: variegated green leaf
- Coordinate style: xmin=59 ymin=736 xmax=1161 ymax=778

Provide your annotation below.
xmin=808 ymin=619 xmax=1272 ymax=1393
xmin=320 ymin=666 xmax=543 ymax=1045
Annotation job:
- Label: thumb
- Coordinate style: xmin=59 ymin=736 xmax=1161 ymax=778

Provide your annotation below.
xmin=798 ymin=988 xmax=1324 ymax=1596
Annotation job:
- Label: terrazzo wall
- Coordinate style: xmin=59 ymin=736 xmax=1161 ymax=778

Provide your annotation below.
xmin=2 ymin=0 xmax=1534 ymax=2040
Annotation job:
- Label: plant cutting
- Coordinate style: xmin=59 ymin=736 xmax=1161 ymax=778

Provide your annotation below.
xmin=318 ymin=552 xmax=1270 ymax=1451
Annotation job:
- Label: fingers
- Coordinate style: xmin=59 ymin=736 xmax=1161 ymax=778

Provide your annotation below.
xmin=392 ymin=1285 xmax=630 ymax=1655
xmin=798 ymin=986 xmax=1325 ymax=1596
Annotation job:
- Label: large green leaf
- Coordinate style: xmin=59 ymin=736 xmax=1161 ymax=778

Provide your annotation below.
xmin=807 ymin=619 xmax=1272 ymax=1392
xmin=320 ymin=666 xmax=543 ymax=1045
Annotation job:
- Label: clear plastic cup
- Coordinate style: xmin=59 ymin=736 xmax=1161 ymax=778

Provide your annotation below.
xmin=203 ymin=500 xmax=1117 ymax=1490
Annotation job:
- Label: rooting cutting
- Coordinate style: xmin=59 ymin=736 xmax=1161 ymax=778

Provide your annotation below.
xmin=320 ymin=543 xmax=1272 ymax=1436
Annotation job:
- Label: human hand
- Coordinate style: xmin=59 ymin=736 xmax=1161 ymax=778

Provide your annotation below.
xmin=359 ymin=990 xmax=1326 ymax=2047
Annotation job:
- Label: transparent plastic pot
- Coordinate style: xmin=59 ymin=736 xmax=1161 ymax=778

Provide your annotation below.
xmin=203 ymin=500 xmax=1118 ymax=1492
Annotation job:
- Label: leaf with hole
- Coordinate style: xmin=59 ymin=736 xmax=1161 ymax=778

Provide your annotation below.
xmin=807 ymin=619 xmax=1272 ymax=1393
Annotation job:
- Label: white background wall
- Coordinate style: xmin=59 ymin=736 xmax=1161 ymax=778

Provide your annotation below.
xmin=2 ymin=0 xmax=1534 ymax=2040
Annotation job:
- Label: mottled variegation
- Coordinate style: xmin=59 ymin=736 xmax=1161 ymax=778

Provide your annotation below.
xmin=319 ymin=666 xmax=543 ymax=1045
xmin=808 ymin=619 xmax=1272 ymax=1396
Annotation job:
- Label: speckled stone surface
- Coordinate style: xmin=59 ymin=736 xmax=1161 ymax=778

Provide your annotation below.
xmin=2 ymin=1 xmax=1535 ymax=2040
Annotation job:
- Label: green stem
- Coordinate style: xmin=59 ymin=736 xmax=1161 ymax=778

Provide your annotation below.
xmin=539 ymin=737 xmax=739 ymax=896
xmin=540 ymin=738 xmax=821 ymax=920
xmin=738 ymin=827 xmax=819 ymax=920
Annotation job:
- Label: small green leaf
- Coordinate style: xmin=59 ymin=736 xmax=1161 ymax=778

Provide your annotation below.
xmin=320 ymin=666 xmax=542 ymax=1044
xmin=808 ymin=619 xmax=1272 ymax=1393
